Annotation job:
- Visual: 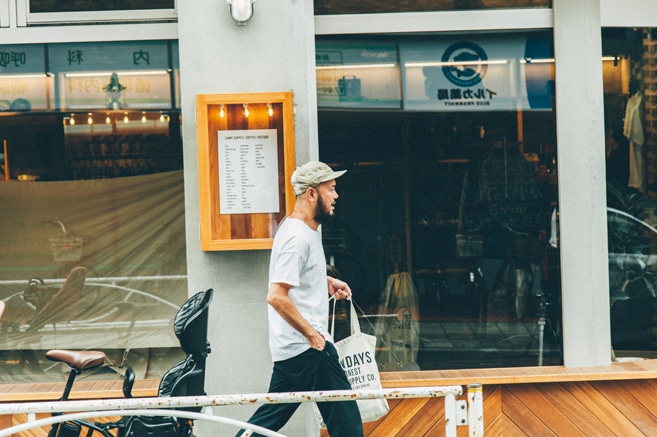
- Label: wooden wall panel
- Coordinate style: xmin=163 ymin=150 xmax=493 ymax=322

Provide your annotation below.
xmin=507 ymin=384 xmax=585 ymax=436
xmin=329 ymin=378 xmax=657 ymax=436
xmin=590 ymin=380 xmax=657 ymax=435
xmin=566 ymin=382 xmax=645 ymax=436
xmin=502 ymin=387 xmax=555 ymax=436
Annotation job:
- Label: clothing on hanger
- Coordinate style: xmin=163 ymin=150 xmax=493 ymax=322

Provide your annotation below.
xmin=624 ymin=90 xmax=645 ymax=192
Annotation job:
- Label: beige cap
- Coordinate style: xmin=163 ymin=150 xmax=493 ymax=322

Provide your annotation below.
xmin=291 ymin=161 xmax=347 ymax=196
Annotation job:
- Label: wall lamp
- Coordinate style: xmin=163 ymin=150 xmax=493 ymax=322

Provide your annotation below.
xmin=227 ymin=0 xmax=255 ymax=25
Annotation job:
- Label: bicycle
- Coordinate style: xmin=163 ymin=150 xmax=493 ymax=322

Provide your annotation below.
xmin=458 ymin=221 xmax=545 ymax=322
xmin=489 ymin=225 xmax=545 ymax=321
xmin=42 ymin=288 xmax=213 ymax=437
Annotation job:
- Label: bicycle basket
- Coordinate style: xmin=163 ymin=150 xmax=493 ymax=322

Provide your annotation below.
xmin=50 ymin=237 xmax=83 ymax=262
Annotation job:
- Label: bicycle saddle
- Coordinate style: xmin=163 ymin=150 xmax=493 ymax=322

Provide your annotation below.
xmin=46 ymin=349 xmax=106 ymax=372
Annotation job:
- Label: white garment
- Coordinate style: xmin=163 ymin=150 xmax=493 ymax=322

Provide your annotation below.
xmin=267 ymin=218 xmax=332 ymax=362
xmin=624 ymin=92 xmax=645 ymax=191
xmin=624 ymin=92 xmax=644 ymax=146
xmin=629 ymin=142 xmax=645 ymax=191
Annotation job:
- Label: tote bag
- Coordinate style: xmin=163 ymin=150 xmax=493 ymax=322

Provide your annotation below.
xmin=315 ymin=299 xmax=389 ymax=428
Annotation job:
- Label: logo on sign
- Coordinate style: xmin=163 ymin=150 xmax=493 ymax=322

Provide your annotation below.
xmin=441 ymin=42 xmax=488 ymax=87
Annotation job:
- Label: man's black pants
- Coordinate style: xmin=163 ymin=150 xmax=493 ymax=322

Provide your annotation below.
xmin=236 ymin=342 xmax=364 ymax=437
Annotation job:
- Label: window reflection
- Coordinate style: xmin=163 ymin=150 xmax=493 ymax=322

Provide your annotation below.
xmin=320 ymin=32 xmax=561 ymax=370
xmin=603 ymin=27 xmax=657 ymax=362
xmin=315 ymin=0 xmax=552 ymax=15
xmin=29 ymin=0 xmax=175 ymax=13
xmin=0 ymin=39 xmax=185 ymax=383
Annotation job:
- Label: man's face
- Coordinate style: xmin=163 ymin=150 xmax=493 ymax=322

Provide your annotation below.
xmin=313 ymin=179 xmax=339 ymax=224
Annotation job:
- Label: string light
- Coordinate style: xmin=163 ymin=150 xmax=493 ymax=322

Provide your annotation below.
xmin=69 ymin=114 xmax=76 ymax=126
xmin=105 ymin=114 xmax=111 ymax=124
xmin=123 ymin=113 xmax=129 ymax=124
xmin=87 ymin=113 xmax=93 ymax=125
xmin=141 ymin=112 xmax=147 ymax=123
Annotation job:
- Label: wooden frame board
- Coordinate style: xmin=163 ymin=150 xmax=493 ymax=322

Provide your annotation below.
xmin=196 ymin=92 xmax=295 ymax=251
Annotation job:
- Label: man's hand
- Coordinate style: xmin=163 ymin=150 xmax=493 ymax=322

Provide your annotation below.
xmin=328 ymin=276 xmax=352 ymax=300
xmin=307 ymin=329 xmax=326 ymax=351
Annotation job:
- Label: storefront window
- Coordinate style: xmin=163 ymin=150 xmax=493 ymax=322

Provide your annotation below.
xmin=0 ymin=40 xmax=185 ymax=383
xmin=603 ymin=27 xmax=657 ymax=361
xmin=315 ymin=0 xmax=551 ymax=15
xmin=29 ymin=0 xmax=175 ymax=13
xmin=319 ymin=31 xmax=562 ymax=370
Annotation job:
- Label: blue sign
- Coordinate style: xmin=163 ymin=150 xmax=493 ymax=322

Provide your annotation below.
xmin=401 ymin=33 xmax=553 ymax=111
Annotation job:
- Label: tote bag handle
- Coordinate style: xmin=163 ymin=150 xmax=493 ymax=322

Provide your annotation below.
xmin=330 ymin=297 xmax=360 ymax=338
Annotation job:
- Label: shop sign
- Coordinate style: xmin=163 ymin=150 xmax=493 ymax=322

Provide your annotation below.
xmin=315 ymin=41 xmax=401 ymax=109
xmin=0 ymin=44 xmax=50 ymax=111
xmin=49 ymin=41 xmax=172 ymax=109
xmin=401 ymin=34 xmax=553 ymax=111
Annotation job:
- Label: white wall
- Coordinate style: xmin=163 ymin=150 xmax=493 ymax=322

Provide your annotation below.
xmin=177 ymin=1 xmax=318 ymax=435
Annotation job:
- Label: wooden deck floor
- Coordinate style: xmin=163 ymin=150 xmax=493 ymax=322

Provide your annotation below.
xmin=0 ymin=378 xmax=159 ymax=402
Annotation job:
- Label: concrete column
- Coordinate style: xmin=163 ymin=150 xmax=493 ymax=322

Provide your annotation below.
xmin=177 ymin=1 xmax=318 ymax=435
xmin=553 ymin=0 xmax=611 ymax=366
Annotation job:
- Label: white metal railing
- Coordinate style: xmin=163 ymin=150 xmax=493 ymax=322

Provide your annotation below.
xmin=0 ymin=385 xmax=484 ymax=437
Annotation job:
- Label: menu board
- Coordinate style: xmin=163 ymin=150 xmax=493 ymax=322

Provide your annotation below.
xmin=196 ymin=92 xmax=295 ymax=251
xmin=218 ymin=129 xmax=279 ymax=214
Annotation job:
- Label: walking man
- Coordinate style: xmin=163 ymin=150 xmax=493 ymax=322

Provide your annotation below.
xmin=236 ymin=161 xmax=363 ymax=437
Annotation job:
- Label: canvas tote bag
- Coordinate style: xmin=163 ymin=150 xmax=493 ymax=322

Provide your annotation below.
xmin=314 ymin=299 xmax=389 ymax=428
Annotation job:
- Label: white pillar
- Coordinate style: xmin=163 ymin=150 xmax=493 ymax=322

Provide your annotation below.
xmin=553 ymin=0 xmax=611 ymax=366
xmin=177 ymin=1 xmax=318 ymax=435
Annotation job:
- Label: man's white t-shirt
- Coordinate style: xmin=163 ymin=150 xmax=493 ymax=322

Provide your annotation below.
xmin=268 ymin=218 xmax=332 ymax=362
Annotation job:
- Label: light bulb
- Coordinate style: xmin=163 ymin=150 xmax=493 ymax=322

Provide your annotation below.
xmin=87 ymin=113 xmax=93 ymax=125
xmin=123 ymin=113 xmax=129 ymax=124
xmin=243 ymin=104 xmax=250 ymax=117
xmin=219 ymin=104 xmax=226 ymax=118
xmin=70 ymin=115 xmax=76 ymax=126
xmin=105 ymin=114 xmax=111 ymax=124
xmin=267 ymin=103 xmax=274 ymax=117
xmin=141 ymin=112 xmax=147 ymax=123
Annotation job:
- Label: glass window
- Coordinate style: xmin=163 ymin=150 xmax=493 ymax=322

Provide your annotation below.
xmin=315 ymin=0 xmax=551 ymax=15
xmin=0 ymin=40 xmax=185 ymax=384
xmin=319 ymin=31 xmax=562 ymax=370
xmin=29 ymin=0 xmax=175 ymax=13
xmin=316 ymin=39 xmax=401 ymax=109
xmin=603 ymin=27 xmax=657 ymax=361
